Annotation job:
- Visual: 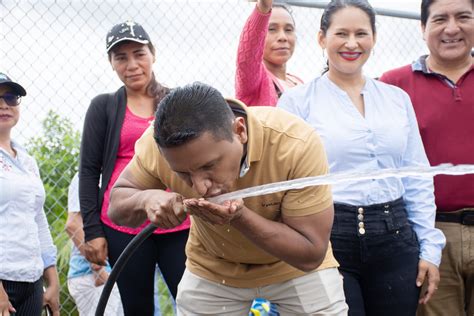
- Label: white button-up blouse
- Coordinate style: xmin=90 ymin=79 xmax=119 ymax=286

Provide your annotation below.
xmin=0 ymin=141 xmax=57 ymax=282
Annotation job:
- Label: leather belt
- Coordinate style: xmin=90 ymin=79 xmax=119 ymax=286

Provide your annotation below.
xmin=436 ymin=209 xmax=474 ymax=225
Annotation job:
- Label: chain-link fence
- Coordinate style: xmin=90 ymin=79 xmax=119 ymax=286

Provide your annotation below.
xmin=1 ymin=1 xmax=427 ymax=315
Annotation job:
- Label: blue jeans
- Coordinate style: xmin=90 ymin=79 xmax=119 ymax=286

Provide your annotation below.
xmin=331 ymin=198 xmax=420 ymax=316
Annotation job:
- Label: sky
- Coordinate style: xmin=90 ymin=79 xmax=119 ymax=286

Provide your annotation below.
xmin=348 ymin=0 xmax=420 ymax=10
xmin=361 ymin=0 xmax=421 ymax=12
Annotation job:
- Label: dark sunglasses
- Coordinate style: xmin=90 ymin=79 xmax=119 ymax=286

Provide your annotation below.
xmin=0 ymin=93 xmax=21 ymax=107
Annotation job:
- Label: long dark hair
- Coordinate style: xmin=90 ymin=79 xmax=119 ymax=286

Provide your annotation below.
xmin=145 ymin=43 xmax=170 ymax=108
xmin=320 ymin=0 xmax=377 ymax=74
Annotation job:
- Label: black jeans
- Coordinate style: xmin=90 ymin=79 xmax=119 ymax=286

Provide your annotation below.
xmin=104 ymin=226 xmax=189 ymax=316
xmin=331 ymin=198 xmax=420 ymax=316
xmin=3 ymin=278 xmax=43 ymax=316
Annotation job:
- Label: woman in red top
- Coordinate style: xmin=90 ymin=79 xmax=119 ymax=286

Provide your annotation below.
xmin=79 ymin=21 xmax=189 ymax=315
xmin=235 ymin=0 xmax=303 ymax=106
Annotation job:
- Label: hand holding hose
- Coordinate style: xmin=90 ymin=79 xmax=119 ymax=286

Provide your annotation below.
xmin=144 ymin=191 xmax=187 ymax=228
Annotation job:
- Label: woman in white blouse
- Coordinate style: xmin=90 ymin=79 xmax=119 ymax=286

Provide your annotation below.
xmin=0 ymin=73 xmax=60 ymax=316
xmin=278 ymin=1 xmax=445 ymax=315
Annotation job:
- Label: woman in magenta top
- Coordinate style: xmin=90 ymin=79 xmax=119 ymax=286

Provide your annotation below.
xmin=79 ymin=21 xmax=189 ymax=315
xmin=235 ymin=0 xmax=303 ymax=106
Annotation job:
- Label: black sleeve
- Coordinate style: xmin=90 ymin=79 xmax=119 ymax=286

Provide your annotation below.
xmin=79 ymin=94 xmax=109 ymax=242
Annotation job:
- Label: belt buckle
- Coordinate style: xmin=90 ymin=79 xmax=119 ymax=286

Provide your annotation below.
xmin=461 ymin=210 xmax=474 ymax=225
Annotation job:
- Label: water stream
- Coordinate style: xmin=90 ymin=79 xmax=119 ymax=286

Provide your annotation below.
xmin=208 ymin=164 xmax=474 ymax=204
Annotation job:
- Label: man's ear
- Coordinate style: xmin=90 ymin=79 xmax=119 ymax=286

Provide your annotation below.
xmin=233 ymin=117 xmax=248 ymax=144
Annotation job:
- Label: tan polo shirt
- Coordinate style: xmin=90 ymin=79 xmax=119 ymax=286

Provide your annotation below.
xmin=128 ymin=99 xmax=338 ymax=288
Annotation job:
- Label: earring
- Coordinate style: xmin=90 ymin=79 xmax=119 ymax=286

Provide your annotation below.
xmin=322 ymin=49 xmax=325 ymax=58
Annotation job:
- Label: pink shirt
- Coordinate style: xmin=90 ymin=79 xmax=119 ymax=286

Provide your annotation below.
xmin=235 ymin=6 xmax=302 ymax=107
xmin=101 ymin=107 xmax=190 ymax=234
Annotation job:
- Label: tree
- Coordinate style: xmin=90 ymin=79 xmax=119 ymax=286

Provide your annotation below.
xmin=27 ymin=109 xmax=81 ymax=315
xmin=26 ymin=110 xmax=174 ymax=315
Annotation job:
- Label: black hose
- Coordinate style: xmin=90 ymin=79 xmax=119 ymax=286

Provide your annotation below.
xmin=95 ymin=223 xmax=158 ymax=316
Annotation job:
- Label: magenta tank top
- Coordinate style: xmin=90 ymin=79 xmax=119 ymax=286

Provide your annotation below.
xmin=100 ymin=106 xmax=191 ymax=234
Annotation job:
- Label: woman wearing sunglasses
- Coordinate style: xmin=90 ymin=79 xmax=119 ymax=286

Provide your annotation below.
xmin=0 ymin=72 xmax=60 ymax=316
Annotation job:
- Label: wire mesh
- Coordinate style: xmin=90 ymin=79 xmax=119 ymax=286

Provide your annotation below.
xmin=1 ymin=1 xmax=427 ymax=314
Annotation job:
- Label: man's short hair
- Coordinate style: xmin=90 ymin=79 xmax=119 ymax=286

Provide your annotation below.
xmin=153 ymin=82 xmax=235 ymax=148
xmin=421 ymin=0 xmax=435 ymax=26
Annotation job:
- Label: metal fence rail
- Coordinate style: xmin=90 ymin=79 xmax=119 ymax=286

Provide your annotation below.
xmin=1 ymin=1 xmax=425 ymax=314
xmin=284 ymin=0 xmax=421 ymax=19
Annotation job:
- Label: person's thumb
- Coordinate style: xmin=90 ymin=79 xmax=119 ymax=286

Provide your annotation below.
xmin=173 ymin=194 xmax=187 ymax=221
xmin=416 ymin=262 xmax=427 ymax=287
xmin=9 ymin=302 xmax=16 ymax=313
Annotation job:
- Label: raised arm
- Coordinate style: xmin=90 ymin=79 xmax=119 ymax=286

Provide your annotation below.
xmin=235 ymin=0 xmax=273 ymax=104
xmin=257 ymin=0 xmax=273 ymax=13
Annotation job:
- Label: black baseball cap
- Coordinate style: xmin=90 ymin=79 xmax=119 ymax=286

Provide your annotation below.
xmin=0 ymin=72 xmax=27 ymax=96
xmin=106 ymin=20 xmax=151 ymax=53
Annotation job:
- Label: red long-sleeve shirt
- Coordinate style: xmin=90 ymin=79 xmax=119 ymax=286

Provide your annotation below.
xmin=235 ymin=6 xmax=302 ymax=106
xmin=380 ymin=56 xmax=474 ymax=212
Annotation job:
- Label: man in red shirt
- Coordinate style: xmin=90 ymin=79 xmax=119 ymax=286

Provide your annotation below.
xmin=380 ymin=0 xmax=473 ymax=315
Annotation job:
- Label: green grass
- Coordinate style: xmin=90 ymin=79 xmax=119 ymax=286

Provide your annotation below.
xmin=157 ymin=276 xmax=175 ymax=315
